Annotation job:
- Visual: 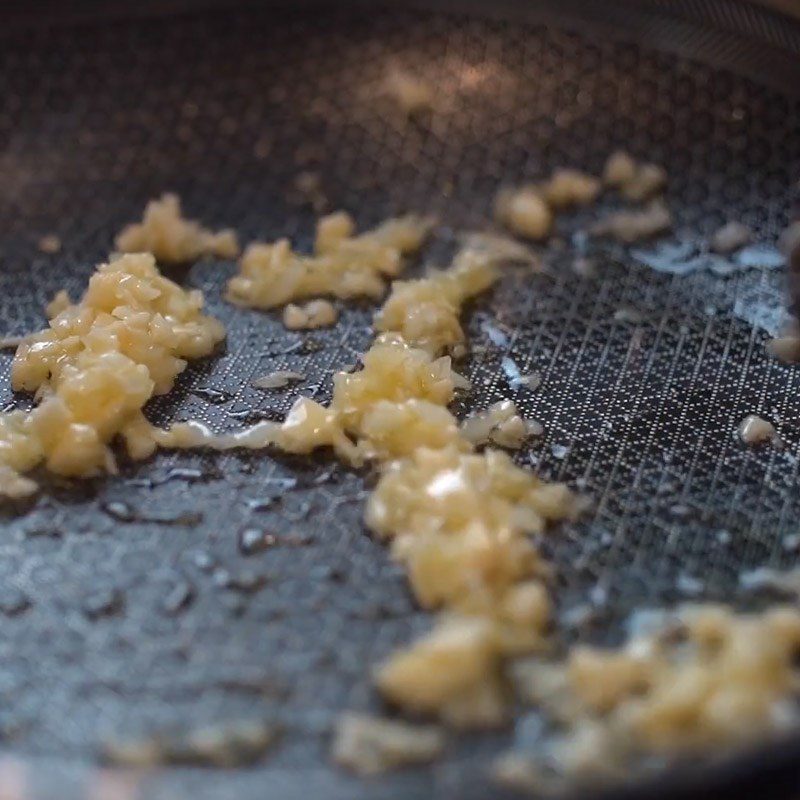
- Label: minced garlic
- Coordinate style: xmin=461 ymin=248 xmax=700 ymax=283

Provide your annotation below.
xmin=374 ymin=248 xmax=498 ymax=355
xmin=603 ymin=151 xmax=637 ymax=187
xmin=592 ymin=201 xmax=672 ymax=243
xmin=367 ymin=446 xmax=572 ymax=611
xmin=115 ymin=193 xmax=239 ymax=263
xmin=766 ymin=323 xmax=800 ymax=363
xmin=540 ymin=169 xmax=601 ymax=210
xmin=45 ymin=289 xmax=71 ymax=319
xmin=153 ymin=332 xmax=466 ymax=465
xmin=494 ymin=187 xmax=553 ymax=241
xmin=602 ymin=151 xmax=667 ymax=201
xmin=622 ymin=163 xmax=667 ymax=202
xmin=460 ymin=400 xmax=536 ymax=449
xmin=282 ymin=299 xmax=338 ymax=329
xmin=506 ymin=604 xmax=800 ymax=784
xmin=458 ymin=232 xmax=539 ymax=268
xmin=0 ymin=253 xmax=224 ymax=493
xmin=37 ymin=234 xmax=61 ymax=254
xmin=377 ymin=616 xmax=508 ymax=728
xmin=155 ymin=234 xmax=577 ymax=731
xmin=251 ymin=370 xmax=305 ymax=390
xmin=384 ymin=69 xmax=435 ymax=116
xmin=357 ymin=400 xmax=467 ymax=461
xmin=738 ymin=414 xmax=777 ymax=445
xmin=332 ymin=713 xmax=444 ymax=775
xmin=227 ymin=212 xmax=432 ymax=309
xmin=711 ymin=221 xmax=751 ymax=254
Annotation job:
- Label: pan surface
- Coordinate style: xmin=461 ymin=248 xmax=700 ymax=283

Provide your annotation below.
xmin=1 ymin=1 xmax=800 ymax=797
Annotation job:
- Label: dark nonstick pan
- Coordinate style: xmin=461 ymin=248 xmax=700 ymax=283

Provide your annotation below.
xmin=1 ymin=0 xmax=800 ymax=797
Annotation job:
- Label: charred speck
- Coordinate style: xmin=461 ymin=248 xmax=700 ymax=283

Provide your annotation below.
xmin=102 ymin=719 xmax=280 ymax=768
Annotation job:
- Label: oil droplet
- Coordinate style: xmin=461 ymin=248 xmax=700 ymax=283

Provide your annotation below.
xmin=168 ymin=467 xmax=204 ymax=481
xmin=212 ymin=568 xmax=232 ymax=588
xmin=102 ymin=501 xmax=136 ymax=522
xmin=716 ymin=529 xmax=732 ymax=545
xmin=227 ymin=569 xmax=268 ymax=594
xmin=192 ymin=387 xmax=231 ymax=404
xmin=245 ymin=497 xmax=275 ymax=512
xmin=190 ymin=550 xmax=216 ymax=572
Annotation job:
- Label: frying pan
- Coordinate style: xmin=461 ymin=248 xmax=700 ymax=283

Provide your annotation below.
xmin=1 ymin=0 xmax=800 ymax=797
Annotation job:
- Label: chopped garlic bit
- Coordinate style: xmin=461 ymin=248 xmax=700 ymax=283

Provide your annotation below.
xmin=0 ymin=253 xmax=225 ymax=493
xmin=592 ymin=201 xmax=672 ymax=243
xmin=461 ymin=400 xmax=532 ymax=449
xmin=621 ymin=163 xmax=667 ymax=202
xmin=332 ymin=713 xmax=444 ymax=775
xmin=0 ymin=463 xmax=38 ymax=499
xmin=602 ymin=151 xmax=637 ymax=187
xmin=148 ymin=220 xmax=577 ymax=734
xmin=540 ymin=169 xmax=601 ymax=210
xmin=358 ymin=400 xmax=467 ymax=461
xmin=384 ymin=69 xmax=435 ymax=116
xmin=115 ymin=193 xmax=239 ymax=263
xmin=233 ymin=237 xmax=577 ymax=729
xmin=374 ymin=248 xmax=499 ymax=355
xmin=37 ymin=234 xmax=61 ymax=254
xmin=227 ymin=211 xmax=432 ymax=309
xmin=0 ymin=336 xmax=26 ymax=350
xmin=766 ymin=332 xmax=800 ymax=363
xmin=251 ymin=370 xmax=305 ymax=390
xmin=367 ymin=446 xmax=572 ymax=610
xmin=377 ymin=616 xmax=508 ymax=728
xmin=518 ymin=372 xmax=541 ymax=390
xmin=710 ymin=221 xmax=751 ymax=254
xmin=738 ymin=414 xmax=776 ymax=445
xmin=602 ymin=152 xmax=666 ymax=202
xmin=495 ymin=187 xmax=553 ymax=241
xmin=282 ymin=300 xmax=338 ymax=330
xmin=45 ymin=289 xmax=71 ymax=319
xmin=458 ymin=232 xmax=539 ymax=268
xmin=506 ymin=605 xmax=800 ymax=784
xmin=333 ymin=333 xmax=461 ymax=431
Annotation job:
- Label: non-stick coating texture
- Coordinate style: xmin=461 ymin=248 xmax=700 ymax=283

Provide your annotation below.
xmin=1 ymin=2 xmax=800 ymax=798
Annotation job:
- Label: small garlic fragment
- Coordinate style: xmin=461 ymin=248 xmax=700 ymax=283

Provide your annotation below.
xmin=710 ymin=221 xmax=751 ymax=254
xmin=494 ymin=187 xmax=553 ymax=241
xmin=283 ymin=300 xmax=338 ymax=330
xmin=332 ymin=713 xmax=444 ymax=775
xmin=603 ymin=151 xmax=637 ymax=187
xmin=738 ymin=414 xmax=776 ymax=445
